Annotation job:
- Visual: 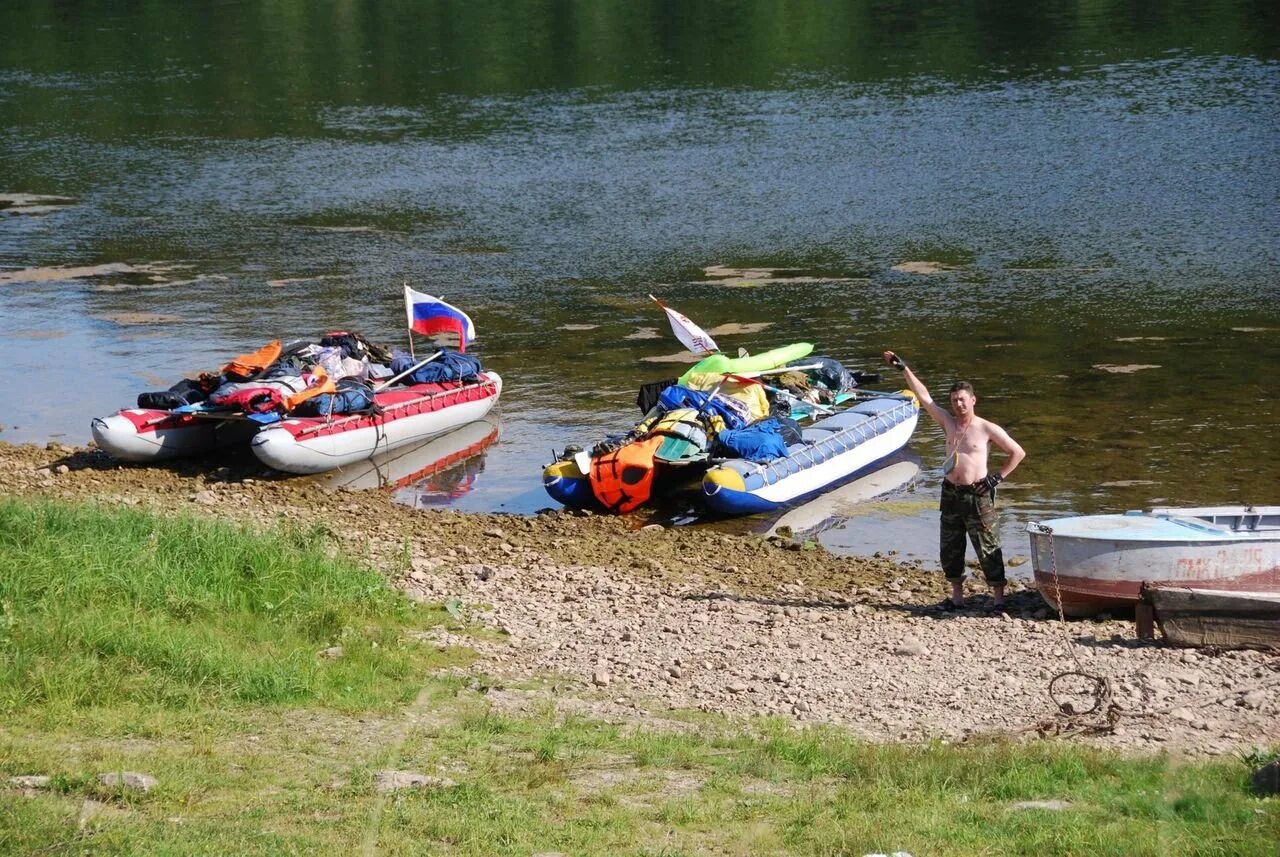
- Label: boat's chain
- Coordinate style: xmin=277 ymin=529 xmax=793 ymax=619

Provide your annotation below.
xmin=1030 ymin=526 xmax=1280 ymax=737
xmin=1039 ymin=524 xmax=1118 ymax=725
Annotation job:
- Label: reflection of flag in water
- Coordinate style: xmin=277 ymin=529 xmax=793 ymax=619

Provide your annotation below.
xmin=404 ymin=286 xmax=476 ymax=352
xmin=649 ymin=294 xmax=719 ymax=357
xmin=410 ymin=458 xmax=485 ymax=506
xmin=391 ymin=425 xmax=499 ymax=508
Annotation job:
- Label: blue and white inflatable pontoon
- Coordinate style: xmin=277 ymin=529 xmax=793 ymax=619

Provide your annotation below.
xmin=701 ymin=393 xmax=919 ymax=515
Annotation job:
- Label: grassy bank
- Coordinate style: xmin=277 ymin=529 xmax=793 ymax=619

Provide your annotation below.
xmin=1 ymin=499 xmax=1275 ymax=855
xmin=0 ymin=499 xmax=460 ymax=712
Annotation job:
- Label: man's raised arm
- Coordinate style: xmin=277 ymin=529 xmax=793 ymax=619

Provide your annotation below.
xmin=883 ymin=351 xmax=949 ymax=427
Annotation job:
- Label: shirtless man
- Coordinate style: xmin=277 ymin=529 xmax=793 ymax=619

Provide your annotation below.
xmin=883 ymin=351 xmax=1026 ymax=610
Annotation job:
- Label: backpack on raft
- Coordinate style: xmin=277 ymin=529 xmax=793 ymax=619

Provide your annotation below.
xmin=655 ymin=384 xmax=753 ymax=430
xmin=712 ymin=417 xmax=804 ymax=463
xmin=642 ymin=407 xmax=713 ymax=465
xmin=788 ymin=355 xmax=855 ymax=394
xmin=389 ymin=350 xmax=484 ymax=384
xmin=321 ymin=330 xmax=393 ymax=365
xmin=289 ymin=378 xmax=378 ymax=417
xmin=137 ymin=377 xmax=216 ymax=410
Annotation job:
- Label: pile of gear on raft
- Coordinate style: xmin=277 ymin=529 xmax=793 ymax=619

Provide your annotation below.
xmin=623 ymin=354 xmax=873 ymax=461
xmin=137 ymin=331 xmax=486 ymax=422
xmin=556 ymin=344 xmax=880 ymax=513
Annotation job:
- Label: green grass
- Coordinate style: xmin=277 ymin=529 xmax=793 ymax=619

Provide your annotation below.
xmin=0 ymin=499 xmax=463 ymax=712
xmin=0 ymin=499 xmax=1276 ymax=855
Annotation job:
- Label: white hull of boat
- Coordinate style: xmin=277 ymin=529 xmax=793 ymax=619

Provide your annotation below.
xmin=250 ymin=373 xmax=502 ymax=475
xmin=91 ymin=410 xmax=257 ymax=462
xmin=1028 ymin=507 xmax=1280 ymax=617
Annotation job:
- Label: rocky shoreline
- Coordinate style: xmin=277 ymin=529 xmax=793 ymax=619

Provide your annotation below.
xmin=3 ymin=441 xmax=1276 ymax=756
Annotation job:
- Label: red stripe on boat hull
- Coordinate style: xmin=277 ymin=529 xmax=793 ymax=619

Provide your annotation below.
xmin=1035 ymin=566 xmax=1280 ymax=616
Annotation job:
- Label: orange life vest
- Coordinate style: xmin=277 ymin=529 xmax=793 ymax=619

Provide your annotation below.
xmin=281 ymin=367 xmax=337 ymax=411
xmin=589 ymin=436 xmax=664 ymax=515
xmin=221 ymin=340 xmax=283 ymax=379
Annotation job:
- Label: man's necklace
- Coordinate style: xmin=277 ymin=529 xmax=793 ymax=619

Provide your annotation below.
xmin=943 ymin=420 xmax=972 ymax=475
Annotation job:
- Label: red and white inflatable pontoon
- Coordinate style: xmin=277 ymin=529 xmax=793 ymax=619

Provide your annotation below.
xmin=249 ymin=372 xmax=502 ymax=474
xmin=92 ymin=373 xmax=502 ymax=474
xmin=91 ymin=409 xmax=258 ymax=462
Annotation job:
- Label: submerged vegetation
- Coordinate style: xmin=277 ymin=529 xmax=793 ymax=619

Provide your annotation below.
xmin=0 ymin=499 xmax=1274 ymax=854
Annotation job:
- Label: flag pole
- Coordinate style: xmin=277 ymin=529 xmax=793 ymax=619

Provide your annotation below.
xmin=403 ymin=281 xmax=416 ymax=360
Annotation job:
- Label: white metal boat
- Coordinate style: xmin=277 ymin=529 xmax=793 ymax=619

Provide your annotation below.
xmin=1027 ymin=506 xmax=1280 ymax=616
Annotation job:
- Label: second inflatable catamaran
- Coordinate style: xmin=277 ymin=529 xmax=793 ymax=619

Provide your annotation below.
xmin=701 ymin=393 xmax=918 ymax=515
xmin=543 ymin=297 xmax=918 ymax=516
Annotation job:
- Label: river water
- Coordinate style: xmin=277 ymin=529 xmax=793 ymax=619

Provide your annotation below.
xmin=1 ymin=1 xmax=1277 ymax=564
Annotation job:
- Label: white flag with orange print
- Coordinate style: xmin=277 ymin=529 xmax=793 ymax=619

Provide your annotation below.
xmin=649 ymin=294 xmax=719 ymax=357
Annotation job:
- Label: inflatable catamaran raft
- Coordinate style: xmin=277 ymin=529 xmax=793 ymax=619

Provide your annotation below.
xmin=543 ymin=333 xmax=919 ymax=516
xmin=701 ymin=392 xmax=918 ymax=514
xmin=93 ymin=289 xmax=502 ymax=475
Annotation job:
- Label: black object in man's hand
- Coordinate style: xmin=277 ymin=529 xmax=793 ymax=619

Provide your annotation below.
xmin=882 ymin=350 xmax=906 ymax=370
xmin=974 ymin=473 xmax=1003 ymax=495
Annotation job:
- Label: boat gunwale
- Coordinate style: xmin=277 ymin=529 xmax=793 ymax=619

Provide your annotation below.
xmin=277 ymin=374 xmax=500 ymax=439
xmin=1027 ymin=513 xmax=1280 ymax=543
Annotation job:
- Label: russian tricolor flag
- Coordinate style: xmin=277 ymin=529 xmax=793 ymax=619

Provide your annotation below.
xmin=404 ymin=286 xmax=476 ymax=352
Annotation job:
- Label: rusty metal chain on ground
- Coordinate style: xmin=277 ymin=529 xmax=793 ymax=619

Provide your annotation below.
xmin=1034 ymin=523 xmax=1116 ymax=724
xmin=1019 ymin=524 xmax=1279 ymax=738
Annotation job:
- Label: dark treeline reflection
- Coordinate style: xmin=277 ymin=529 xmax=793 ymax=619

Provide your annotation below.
xmin=2 ymin=0 xmax=1277 ymax=138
